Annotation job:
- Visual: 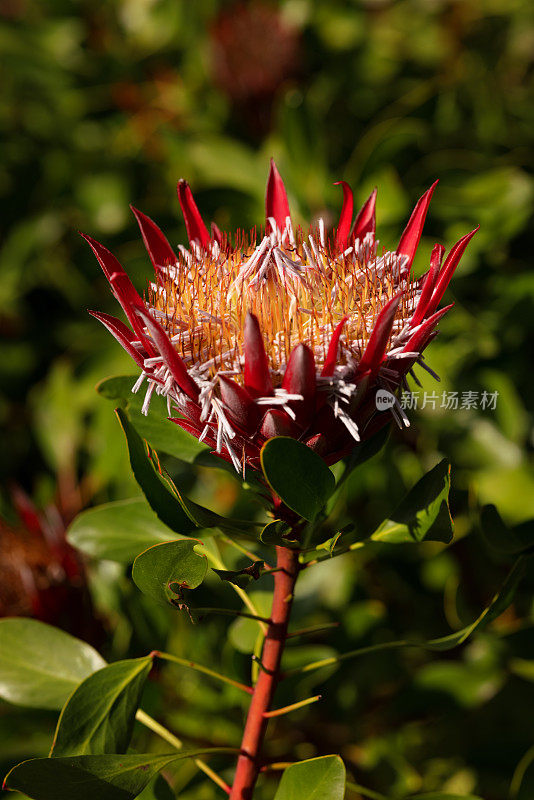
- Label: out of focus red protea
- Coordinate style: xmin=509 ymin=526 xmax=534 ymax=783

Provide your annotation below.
xmin=85 ymin=160 xmax=476 ymax=473
xmin=0 ymin=487 xmax=99 ymax=641
xmin=210 ymin=2 xmax=300 ymax=135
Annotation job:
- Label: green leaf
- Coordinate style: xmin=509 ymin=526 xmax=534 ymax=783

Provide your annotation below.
xmin=50 ymin=657 xmax=153 ymax=756
xmin=274 ymin=755 xmax=346 ymax=800
xmin=288 ymin=554 xmax=531 ymax=676
xmin=315 ymin=532 xmax=342 ymax=554
xmin=427 ymin=552 xmax=531 ymax=650
xmin=370 ymin=459 xmax=453 ymax=544
xmin=116 ymin=408 xmax=197 ymax=535
xmin=98 ymin=376 xmax=212 ymax=464
xmin=67 ymin=498 xmax=183 ymax=563
xmin=0 ymin=618 xmax=105 ymax=711
xmin=212 ymin=560 xmax=264 ymax=588
xmin=3 ymin=749 xmax=236 ymax=800
xmin=112 ymin=418 xmax=257 ymax=541
xmin=261 ymin=437 xmax=335 ymax=521
xmin=174 ymin=490 xmax=260 ymax=540
xmin=480 ymin=504 xmax=534 ymax=555
xmin=132 ymin=540 xmax=208 ymax=607
xmin=260 ymin=520 xmax=300 ymax=548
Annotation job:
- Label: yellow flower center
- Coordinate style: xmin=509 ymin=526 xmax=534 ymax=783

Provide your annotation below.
xmin=148 ymin=226 xmax=415 ymax=384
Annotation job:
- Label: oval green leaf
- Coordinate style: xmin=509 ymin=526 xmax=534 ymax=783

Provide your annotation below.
xmin=370 ymin=458 xmax=453 ymax=544
xmin=116 ymin=408 xmax=252 ymax=538
xmin=67 ymin=498 xmax=183 ymax=563
xmin=132 ymin=540 xmax=208 ymax=607
xmin=3 ymin=749 xmax=236 ymax=800
xmin=0 ymin=618 xmax=105 ymax=710
xmin=274 ymin=755 xmax=346 ymax=800
xmin=98 ymin=375 xmax=211 ymax=464
xmin=116 ymin=407 xmax=197 ymax=535
xmin=51 ymin=656 xmax=153 ymax=756
xmin=261 ymin=437 xmax=336 ymax=522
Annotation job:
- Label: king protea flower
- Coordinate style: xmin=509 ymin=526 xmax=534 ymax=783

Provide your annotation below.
xmin=85 ymin=160 xmax=477 ymax=473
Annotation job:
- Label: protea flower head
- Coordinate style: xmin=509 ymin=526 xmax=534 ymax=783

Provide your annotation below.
xmin=85 ymin=160 xmax=477 ymax=473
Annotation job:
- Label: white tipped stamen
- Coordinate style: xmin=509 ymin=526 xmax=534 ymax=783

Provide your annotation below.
xmin=132 ymin=372 xmax=146 ymax=393
xmin=141 ymin=382 xmax=156 ymax=415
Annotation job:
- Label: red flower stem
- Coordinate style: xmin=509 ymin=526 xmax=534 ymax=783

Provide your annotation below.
xmin=229 ymin=545 xmax=300 ymax=800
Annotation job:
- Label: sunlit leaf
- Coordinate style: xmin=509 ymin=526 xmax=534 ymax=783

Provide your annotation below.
xmin=3 ymin=749 xmax=236 ymax=800
xmin=0 ymin=619 xmax=105 ymax=710
xmin=116 ymin=408 xmax=197 ymax=535
xmin=97 ymin=376 xmax=216 ymax=465
xmin=132 ymin=540 xmax=208 ymax=607
xmin=370 ymin=459 xmax=453 ymax=544
xmin=50 ymin=657 xmax=153 ymax=756
xmin=67 ymin=498 xmax=182 ymax=563
xmin=261 ymin=437 xmax=335 ymax=521
xmin=274 ymin=755 xmax=345 ymax=800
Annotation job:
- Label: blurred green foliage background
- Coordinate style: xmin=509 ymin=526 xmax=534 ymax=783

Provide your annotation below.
xmin=1 ymin=1 xmax=533 ymax=799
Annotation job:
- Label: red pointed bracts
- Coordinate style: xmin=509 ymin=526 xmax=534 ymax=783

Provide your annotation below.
xmin=397 ymin=180 xmax=439 ymax=273
xmin=424 ymin=227 xmax=479 ymax=317
xmin=351 ymin=188 xmax=377 ymax=243
xmin=357 ymin=294 xmax=402 ymax=378
xmin=266 ymin=158 xmax=291 ymax=232
xmin=177 ymin=179 xmax=211 ymax=248
xmin=88 ymin=310 xmax=146 ymax=370
xmin=411 ymin=243 xmax=444 ymax=327
xmin=244 ymin=312 xmax=273 ymax=398
xmin=322 ymin=317 xmax=348 ymax=377
xmin=130 ymin=206 xmax=177 ymax=271
xmin=334 ymin=182 xmax=354 ymax=251
xmin=86 ymin=161 xmax=476 ymax=472
xmin=134 ymin=307 xmax=200 ymax=403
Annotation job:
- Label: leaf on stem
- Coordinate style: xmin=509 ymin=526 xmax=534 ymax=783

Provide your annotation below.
xmin=260 ymin=520 xmax=300 ymax=548
xmin=369 ymin=459 xmax=453 ymax=544
xmin=3 ymin=749 xmax=237 ymax=800
xmin=274 ymin=755 xmax=346 ymax=800
xmin=288 ymin=554 xmax=531 ymax=675
xmin=116 ymin=408 xmax=197 ymax=535
xmin=67 ymin=498 xmax=183 ymax=563
xmin=132 ymin=540 xmax=208 ymax=608
xmin=261 ymin=437 xmax=336 ymax=522
xmin=0 ymin=618 xmax=105 ymax=710
xmin=427 ymin=552 xmax=531 ymax=650
xmin=50 ymin=657 xmax=153 ymax=756
xmin=212 ymin=560 xmax=265 ymax=588
xmin=98 ymin=375 xmax=213 ymax=465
